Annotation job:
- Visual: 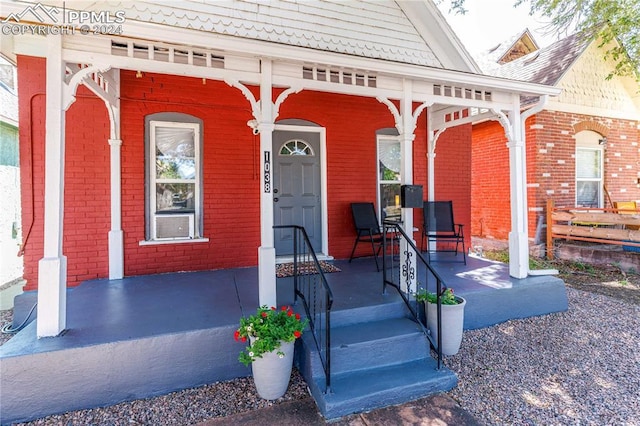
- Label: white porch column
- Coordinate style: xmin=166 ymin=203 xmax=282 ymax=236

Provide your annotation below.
xmin=399 ymin=80 xmax=416 ymax=293
xmin=37 ymin=35 xmax=67 ymax=337
xmin=507 ymin=96 xmax=529 ymax=278
xmin=258 ymin=59 xmax=277 ymax=307
xmin=426 ymin=109 xmax=435 ymax=202
xmin=108 ymin=137 xmax=124 ymax=279
xmin=107 ymin=69 xmax=124 ymax=279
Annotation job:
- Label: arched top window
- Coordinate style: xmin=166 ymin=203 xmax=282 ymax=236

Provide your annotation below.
xmin=279 ymin=139 xmax=314 ymax=156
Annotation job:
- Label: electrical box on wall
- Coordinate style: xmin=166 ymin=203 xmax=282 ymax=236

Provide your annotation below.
xmin=400 ymin=185 xmax=423 ymax=208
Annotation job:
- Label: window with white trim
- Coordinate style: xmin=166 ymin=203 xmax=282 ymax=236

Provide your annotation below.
xmin=377 ymin=135 xmax=401 ymax=222
xmin=575 ymin=131 xmax=604 ymax=208
xmin=146 ymin=116 xmax=202 ymax=241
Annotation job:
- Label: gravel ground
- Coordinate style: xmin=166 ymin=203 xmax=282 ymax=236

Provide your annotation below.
xmin=2 ymin=287 xmax=639 ymax=425
xmin=0 ymin=308 xmax=14 ymax=345
xmin=447 ymin=288 xmax=640 ymax=425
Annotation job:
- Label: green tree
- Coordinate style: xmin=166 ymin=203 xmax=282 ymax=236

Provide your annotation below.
xmin=440 ymin=0 xmax=639 ymax=80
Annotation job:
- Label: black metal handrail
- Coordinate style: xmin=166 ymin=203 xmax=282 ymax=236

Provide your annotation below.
xmin=381 ymin=220 xmax=448 ymax=369
xmin=273 ymin=225 xmax=334 ymax=393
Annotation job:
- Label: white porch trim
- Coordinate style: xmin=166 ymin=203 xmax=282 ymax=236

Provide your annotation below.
xmin=37 ymin=35 xmax=67 ymax=338
xmin=257 ymin=59 xmax=277 ymax=307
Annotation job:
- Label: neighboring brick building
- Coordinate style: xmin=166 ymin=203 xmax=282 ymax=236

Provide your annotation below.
xmin=471 ymin=29 xmax=640 ymax=250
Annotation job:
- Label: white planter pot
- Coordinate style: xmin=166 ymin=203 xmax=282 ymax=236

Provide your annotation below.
xmin=426 ymin=296 xmax=466 ymax=355
xmin=250 ymin=340 xmax=295 ymax=400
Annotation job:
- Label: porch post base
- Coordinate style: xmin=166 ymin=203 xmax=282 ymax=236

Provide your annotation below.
xmin=508 ymin=231 xmax=529 ymax=279
xmin=36 ymin=256 xmax=67 ymax=338
xmin=258 ymin=246 xmax=277 ymax=307
xmin=108 ymin=230 xmax=124 ymax=279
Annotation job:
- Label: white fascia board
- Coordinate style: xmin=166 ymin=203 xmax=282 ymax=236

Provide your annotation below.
xmin=428 ymin=95 xmax=512 ymax=111
xmin=433 ymin=112 xmax=492 ymax=130
xmin=120 ymin=20 xmax=561 ymax=98
xmin=12 ymin=33 xmax=48 ymax=57
xmin=62 ymin=49 xmax=261 ymax=84
xmin=399 ymin=0 xmax=481 ymax=73
xmin=271 ymin=75 xmax=402 ymax=99
xmin=1 ymin=34 xmax=17 ymax=63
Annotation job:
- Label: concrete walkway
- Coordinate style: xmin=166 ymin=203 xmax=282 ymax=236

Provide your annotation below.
xmin=198 ymin=394 xmax=480 ymax=425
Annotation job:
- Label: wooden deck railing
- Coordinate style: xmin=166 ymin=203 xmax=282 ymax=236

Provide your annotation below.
xmin=546 ymin=199 xmax=640 ymax=259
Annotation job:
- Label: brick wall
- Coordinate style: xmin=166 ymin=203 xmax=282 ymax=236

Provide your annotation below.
xmin=471 ymin=110 xmax=640 ymax=243
xmin=19 ymin=58 xmax=472 ymax=289
xmin=433 ymin=123 xmax=472 ymax=246
xmin=471 ymin=120 xmax=511 ymax=240
xmin=119 ymin=70 xmax=260 ymax=278
xmin=18 ymin=56 xmax=46 ymax=291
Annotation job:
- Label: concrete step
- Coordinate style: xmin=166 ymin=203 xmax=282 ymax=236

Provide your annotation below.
xmin=328 ymin=299 xmax=408 ymax=327
xmin=300 ymin=317 xmax=429 ymax=377
xmin=296 ymin=305 xmax=457 ymax=420
xmin=309 ymin=358 xmax=457 ymax=420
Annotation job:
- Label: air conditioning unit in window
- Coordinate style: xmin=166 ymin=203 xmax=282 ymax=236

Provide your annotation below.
xmin=154 ymin=213 xmax=194 ymax=240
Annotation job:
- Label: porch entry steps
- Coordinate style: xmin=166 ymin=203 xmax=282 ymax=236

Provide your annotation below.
xmin=295 ymin=299 xmax=457 ymax=420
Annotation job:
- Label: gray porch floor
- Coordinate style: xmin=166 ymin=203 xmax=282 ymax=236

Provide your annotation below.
xmin=1 ymin=254 xmax=568 ymax=424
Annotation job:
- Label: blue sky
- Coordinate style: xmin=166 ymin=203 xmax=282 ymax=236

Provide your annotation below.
xmin=437 ymin=0 xmax=561 ymax=54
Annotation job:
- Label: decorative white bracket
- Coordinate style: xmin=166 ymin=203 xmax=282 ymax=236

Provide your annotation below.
xmin=377 ymin=97 xmax=433 ymax=137
xmin=431 ymin=127 xmax=447 ymax=153
xmin=224 ymin=77 xmax=262 ymax=122
xmin=273 ymin=85 xmax=302 ymax=121
xmin=226 ymin=78 xmax=302 ymax=126
xmin=377 ymin=96 xmax=403 ymax=134
xmin=63 ymin=62 xmax=113 ymax=110
xmin=491 ymin=108 xmax=514 ymax=144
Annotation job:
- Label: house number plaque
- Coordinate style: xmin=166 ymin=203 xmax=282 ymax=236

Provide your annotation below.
xmin=264 ymin=151 xmax=271 ymax=193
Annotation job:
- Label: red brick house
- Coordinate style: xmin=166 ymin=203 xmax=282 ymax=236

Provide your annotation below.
xmin=471 ymin=29 xmax=640 ymax=251
xmin=0 ymin=1 xmax=560 ymax=339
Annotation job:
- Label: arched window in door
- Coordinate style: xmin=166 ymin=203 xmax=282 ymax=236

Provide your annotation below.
xmin=279 ymin=139 xmax=314 ymax=156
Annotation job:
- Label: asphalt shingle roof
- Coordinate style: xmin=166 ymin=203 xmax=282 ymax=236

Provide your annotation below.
xmin=478 ymin=29 xmax=596 ymax=86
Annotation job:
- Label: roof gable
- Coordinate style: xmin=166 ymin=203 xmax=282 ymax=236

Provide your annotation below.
xmin=483 ymin=29 xmax=594 ymax=85
xmin=486 ymin=29 xmax=539 ymax=65
xmin=475 ymin=26 xmax=639 ymax=117
xmin=52 ymin=0 xmax=478 ymax=71
xmin=555 ymin=39 xmax=640 ymax=116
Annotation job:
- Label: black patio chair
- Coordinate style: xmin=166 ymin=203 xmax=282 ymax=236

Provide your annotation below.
xmin=421 ymin=200 xmax=466 ymax=264
xmin=348 ymin=202 xmax=384 ymax=271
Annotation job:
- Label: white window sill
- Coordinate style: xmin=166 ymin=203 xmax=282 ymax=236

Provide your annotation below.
xmin=139 ymin=237 xmax=209 ymax=246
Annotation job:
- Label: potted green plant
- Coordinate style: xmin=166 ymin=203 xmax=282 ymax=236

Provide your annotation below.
xmin=234 ymin=305 xmax=307 ymax=400
xmin=416 ymin=288 xmax=466 ymax=355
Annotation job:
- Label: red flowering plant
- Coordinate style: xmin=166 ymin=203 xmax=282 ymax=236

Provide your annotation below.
xmin=234 ymin=305 xmax=308 ymax=366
